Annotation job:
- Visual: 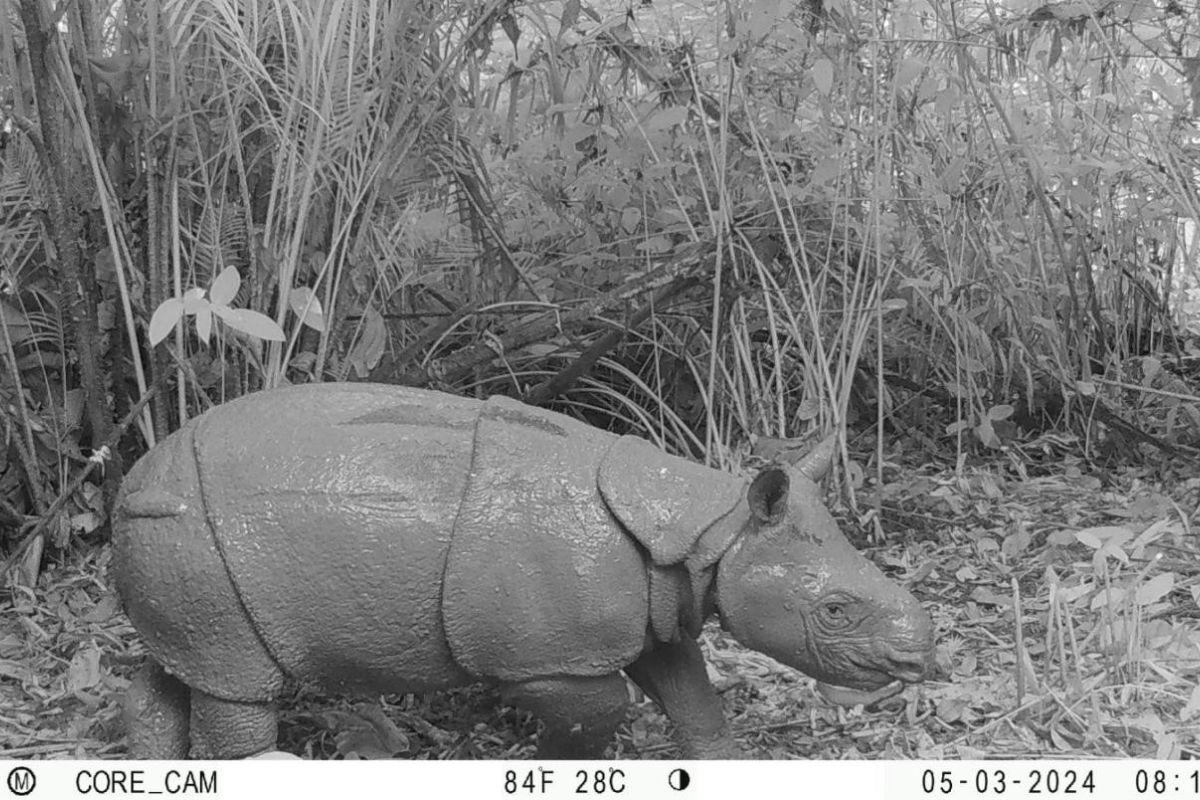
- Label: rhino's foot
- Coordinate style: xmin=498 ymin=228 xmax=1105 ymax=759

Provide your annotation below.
xmin=126 ymin=661 xmax=190 ymax=759
xmin=501 ymin=674 xmax=629 ymax=759
xmin=189 ymin=691 xmax=277 ymax=758
xmin=677 ymin=731 xmax=744 ymax=759
xmin=625 ymin=637 xmax=742 ymax=759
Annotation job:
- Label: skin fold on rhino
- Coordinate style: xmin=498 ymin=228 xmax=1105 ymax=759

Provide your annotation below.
xmin=113 ymin=383 xmax=936 ymax=759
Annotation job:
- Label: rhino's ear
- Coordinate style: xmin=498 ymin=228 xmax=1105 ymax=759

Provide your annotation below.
xmin=748 ymin=467 xmax=789 ymax=525
xmin=792 ymin=434 xmax=837 ymax=482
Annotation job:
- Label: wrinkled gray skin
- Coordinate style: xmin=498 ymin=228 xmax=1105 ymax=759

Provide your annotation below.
xmin=113 ymin=383 xmax=935 ymax=759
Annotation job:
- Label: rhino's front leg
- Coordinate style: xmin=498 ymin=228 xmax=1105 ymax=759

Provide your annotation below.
xmin=625 ymin=637 xmax=742 ymax=759
xmin=501 ymin=674 xmax=629 ymax=759
xmin=189 ymin=691 xmax=278 ymax=758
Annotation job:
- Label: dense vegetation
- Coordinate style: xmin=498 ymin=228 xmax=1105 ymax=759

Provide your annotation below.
xmin=1 ymin=0 xmax=1197 ymax=759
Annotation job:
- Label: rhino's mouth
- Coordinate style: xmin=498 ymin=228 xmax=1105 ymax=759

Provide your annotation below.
xmin=813 ymin=645 xmax=933 ymax=702
xmin=841 ymin=644 xmax=933 ymax=687
xmin=816 ymin=679 xmax=904 ymax=707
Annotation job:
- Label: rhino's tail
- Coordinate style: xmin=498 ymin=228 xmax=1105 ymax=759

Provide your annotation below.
xmin=118 ymin=488 xmax=191 ymax=519
xmin=125 ymin=661 xmax=190 ymax=758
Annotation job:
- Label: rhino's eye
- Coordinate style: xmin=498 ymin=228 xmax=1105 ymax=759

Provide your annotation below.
xmin=819 ymin=597 xmax=855 ymax=627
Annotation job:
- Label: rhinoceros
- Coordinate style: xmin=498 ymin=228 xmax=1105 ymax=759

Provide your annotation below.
xmin=113 ymin=383 xmax=935 ymax=759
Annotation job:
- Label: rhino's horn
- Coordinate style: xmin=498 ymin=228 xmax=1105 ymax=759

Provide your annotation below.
xmin=793 ymin=434 xmax=838 ymax=481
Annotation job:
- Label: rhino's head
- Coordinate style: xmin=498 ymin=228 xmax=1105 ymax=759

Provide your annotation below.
xmin=715 ymin=437 xmax=935 ymax=702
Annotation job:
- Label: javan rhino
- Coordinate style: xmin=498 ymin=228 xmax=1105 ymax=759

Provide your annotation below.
xmin=113 ymin=383 xmax=935 ymax=759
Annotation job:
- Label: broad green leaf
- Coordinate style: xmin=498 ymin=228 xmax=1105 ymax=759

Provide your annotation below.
xmin=974 ymin=418 xmax=999 ymax=448
xmin=1131 ymin=22 xmax=1161 ymax=39
xmin=1131 ymin=520 xmax=1172 ymax=552
xmin=1056 ymin=581 xmax=1092 ymax=603
xmin=289 ymin=287 xmax=326 ymax=332
xmin=1136 ymin=573 xmax=1174 ymax=605
xmin=523 ymin=343 xmax=561 ymax=358
xmin=1090 ymin=586 xmax=1126 ymax=610
xmin=1046 ymin=529 xmax=1076 ymax=547
xmin=560 ymin=0 xmax=580 ymax=31
xmin=970 ymin=586 xmax=1010 ymax=606
xmin=347 ymin=305 xmax=386 ymax=378
xmin=1096 ymin=541 xmax=1130 ymax=567
xmin=148 ymin=297 xmax=184 ymax=346
xmin=654 ymin=207 xmax=689 ymax=226
xmin=220 ymin=308 xmax=285 ymax=341
xmin=1074 ymin=525 xmax=1133 ymax=549
xmin=987 ymin=404 xmax=1014 ymax=421
xmin=501 ymin=8 xmax=520 ymax=46
xmin=634 ymin=236 xmax=671 ymax=254
xmin=195 ymin=306 xmax=212 ymax=343
xmin=209 ymin=266 xmax=241 ymax=307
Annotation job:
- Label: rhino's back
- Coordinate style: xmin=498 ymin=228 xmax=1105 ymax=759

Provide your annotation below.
xmin=120 ymin=384 xmax=481 ymax=697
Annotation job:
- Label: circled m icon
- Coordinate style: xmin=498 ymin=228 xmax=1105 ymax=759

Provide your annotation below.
xmin=7 ymin=766 xmax=36 ymax=796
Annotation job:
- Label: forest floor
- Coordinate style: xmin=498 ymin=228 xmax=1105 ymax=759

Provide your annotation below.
xmin=1 ymin=448 xmax=1198 ymax=760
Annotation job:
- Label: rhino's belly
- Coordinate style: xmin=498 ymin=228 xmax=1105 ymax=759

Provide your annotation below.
xmin=190 ymin=385 xmax=480 ymax=690
xmin=219 ymin=492 xmax=475 ymax=694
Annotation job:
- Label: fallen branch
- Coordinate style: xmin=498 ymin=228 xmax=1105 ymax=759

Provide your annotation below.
xmin=522 ymin=277 xmax=698 ymax=407
xmin=397 ymin=253 xmax=710 ymax=389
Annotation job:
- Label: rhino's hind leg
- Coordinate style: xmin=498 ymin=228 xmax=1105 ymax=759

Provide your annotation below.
xmin=189 ymin=691 xmax=278 ymax=758
xmin=125 ymin=661 xmax=190 ymax=759
xmin=502 ymin=674 xmax=629 ymax=759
